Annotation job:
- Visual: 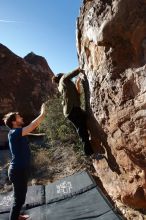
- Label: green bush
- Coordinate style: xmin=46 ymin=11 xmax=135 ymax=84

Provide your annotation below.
xmin=38 ymin=96 xmax=79 ymax=144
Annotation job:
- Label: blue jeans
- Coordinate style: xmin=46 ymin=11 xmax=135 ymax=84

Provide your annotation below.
xmin=68 ymin=107 xmax=94 ymax=156
xmin=8 ymin=167 xmax=29 ymax=220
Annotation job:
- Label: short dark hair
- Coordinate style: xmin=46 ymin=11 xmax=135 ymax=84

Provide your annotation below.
xmin=3 ymin=112 xmax=19 ymax=129
xmin=52 ymin=73 xmax=64 ymax=84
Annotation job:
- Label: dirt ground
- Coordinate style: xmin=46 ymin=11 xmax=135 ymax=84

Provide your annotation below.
xmin=0 ymin=144 xmax=146 ymax=220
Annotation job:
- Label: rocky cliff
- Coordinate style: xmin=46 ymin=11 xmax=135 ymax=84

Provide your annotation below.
xmin=0 ymin=44 xmax=56 ymax=125
xmin=77 ymin=0 xmax=146 ymax=209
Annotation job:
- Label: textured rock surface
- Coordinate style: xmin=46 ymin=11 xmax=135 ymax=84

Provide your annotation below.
xmin=77 ymin=0 xmax=146 ymax=208
xmin=0 ymin=44 xmax=56 ymax=125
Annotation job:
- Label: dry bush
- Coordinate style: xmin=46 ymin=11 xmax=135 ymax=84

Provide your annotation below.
xmin=30 ymin=141 xmax=92 ymax=185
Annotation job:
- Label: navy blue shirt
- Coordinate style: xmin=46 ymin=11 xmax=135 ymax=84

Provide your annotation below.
xmin=8 ymin=128 xmax=31 ymax=169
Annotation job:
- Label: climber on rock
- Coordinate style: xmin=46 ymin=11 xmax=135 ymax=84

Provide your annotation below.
xmin=52 ymin=67 xmax=105 ymax=160
xmin=3 ymin=103 xmax=46 ymax=220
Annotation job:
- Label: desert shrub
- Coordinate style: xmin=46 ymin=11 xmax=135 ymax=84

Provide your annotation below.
xmin=38 ymin=96 xmax=81 ymax=147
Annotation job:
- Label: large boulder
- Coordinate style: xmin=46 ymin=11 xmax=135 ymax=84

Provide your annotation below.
xmin=0 ymin=44 xmax=56 ymax=125
xmin=77 ymin=0 xmax=146 ymax=208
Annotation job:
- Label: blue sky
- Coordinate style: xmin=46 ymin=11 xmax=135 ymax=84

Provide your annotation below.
xmin=0 ymin=0 xmax=82 ymax=73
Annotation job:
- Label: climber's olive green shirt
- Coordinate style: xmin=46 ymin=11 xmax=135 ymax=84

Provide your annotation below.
xmin=58 ymin=74 xmax=80 ymax=117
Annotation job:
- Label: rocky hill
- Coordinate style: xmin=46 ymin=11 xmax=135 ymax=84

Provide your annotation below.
xmin=77 ymin=0 xmax=146 ymax=210
xmin=0 ymin=44 xmax=56 ymax=125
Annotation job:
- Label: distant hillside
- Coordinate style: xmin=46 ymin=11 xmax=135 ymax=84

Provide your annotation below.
xmin=0 ymin=44 xmax=56 ymax=125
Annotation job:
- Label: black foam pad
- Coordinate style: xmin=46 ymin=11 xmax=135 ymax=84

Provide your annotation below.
xmin=0 ymin=185 xmax=45 ymax=213
xmin=45 ymin=171 xmax=96 ymax=204
xmin=25 ymin=188 xmax=122 ymax=220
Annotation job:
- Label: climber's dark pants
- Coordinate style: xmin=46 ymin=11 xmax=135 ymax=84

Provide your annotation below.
xmin=68 ymin=107 xmax=94 ymax=156
xmin=8 ymin=167 xmax=29 ymax=220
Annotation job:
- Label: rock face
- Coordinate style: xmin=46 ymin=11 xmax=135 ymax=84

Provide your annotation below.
xmin=77 ymin=0 xmax=146 ymax=208
xmin=0 ymin=44 xmax=56 ymax=125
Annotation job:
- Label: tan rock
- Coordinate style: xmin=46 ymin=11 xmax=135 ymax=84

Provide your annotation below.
xmin=77 ymin=0 xmax=146 ymax=209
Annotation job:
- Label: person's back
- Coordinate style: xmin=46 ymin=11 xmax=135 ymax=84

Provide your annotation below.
xmin=58 ymin=75 xmax=80 ymax=117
